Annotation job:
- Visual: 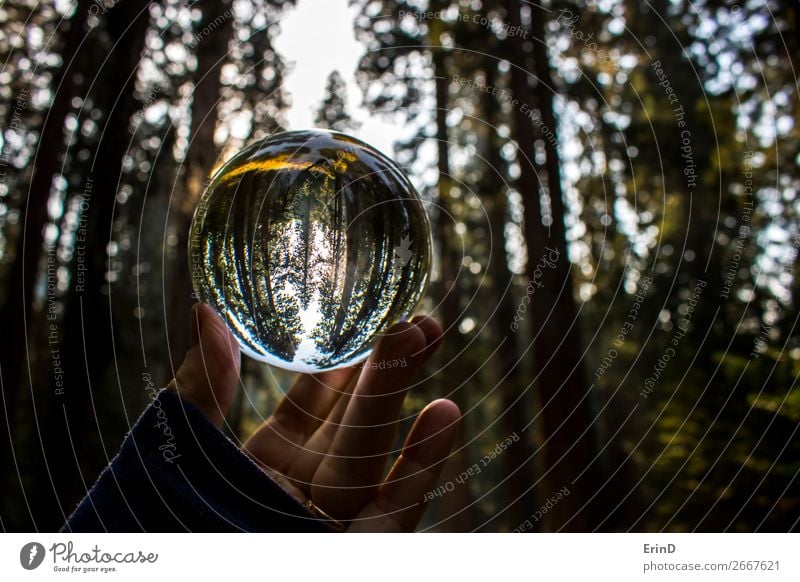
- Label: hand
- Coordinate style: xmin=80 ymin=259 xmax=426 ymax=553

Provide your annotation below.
xmin=167 ymin=303 xmax=460 ymax=532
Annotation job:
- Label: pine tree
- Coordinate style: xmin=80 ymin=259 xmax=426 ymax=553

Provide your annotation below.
xmin=315 ymin=70 xmax=360 ymax=131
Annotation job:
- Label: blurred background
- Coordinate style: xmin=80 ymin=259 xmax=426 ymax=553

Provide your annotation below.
xmin=1 ymin=0 xmax=799 ymax=532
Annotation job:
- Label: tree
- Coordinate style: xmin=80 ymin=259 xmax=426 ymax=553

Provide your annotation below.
xmin=477 ymin=44 xmax=539 ymax=530
xmin=506 ymin=0 xmax=604 ymax=531
xmin=0 ymin=0 xmax=91 ymax=515
xmin=167 ymin=1 xmax=236 ymax=364
xmin=315 ymin=70 xmax=360 ymax=131
xmin=24 ymin=0 xmax=155 ymax=531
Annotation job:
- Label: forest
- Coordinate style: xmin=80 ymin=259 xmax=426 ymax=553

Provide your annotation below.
xmin=0 ymin=0 xmax=798 ymax=532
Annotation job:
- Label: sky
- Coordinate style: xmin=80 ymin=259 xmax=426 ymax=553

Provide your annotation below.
xmin=273 ymin=0 xmax=401 ymax=155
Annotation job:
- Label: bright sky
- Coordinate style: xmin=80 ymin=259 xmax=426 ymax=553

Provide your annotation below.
xmin=273 ymin=0 xmax=401 ymax=155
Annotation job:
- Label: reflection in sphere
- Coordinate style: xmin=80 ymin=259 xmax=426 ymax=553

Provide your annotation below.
xmin=189 ymin=129 xmax=432 ymax=373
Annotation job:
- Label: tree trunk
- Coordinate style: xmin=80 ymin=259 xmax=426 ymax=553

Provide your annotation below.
xmin=508 ymin=0 xmax=603 ymax=531
xmin=430 ymin=38 xmax=474 ymax=531
xmin=29 ymin=0 xmax=152 ymax=531
xmin=167 ymin=1 xmax=234 ymax=365
xmin=431 ymin=50 xmax=460 ymax=342
xmin=0 ymin=0 xmax=91 ymax=521
xmin=480 ymin=60 xmax=539 ymax=531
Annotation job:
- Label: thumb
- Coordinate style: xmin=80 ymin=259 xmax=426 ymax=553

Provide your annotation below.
xmin=167 ymin=303 xmax=241 ymax=428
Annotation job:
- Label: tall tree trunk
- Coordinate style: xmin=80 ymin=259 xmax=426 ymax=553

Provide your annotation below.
xmin=480 ymin=61 xmax=539 ymax=531
xmin=167 ymin=1 xmax=234 ymax=365
xmin=432 ymin=50 xmax=460 ymax=343
xmin=430 ymin=30 xmax=473 ymax=530
xmin=0 ymin=0 xmax=91 ymax=522
xmin=508 ymin=0 xmax=603 ymax=531
xmin=29 ymin=0 xmax=152 ymax=531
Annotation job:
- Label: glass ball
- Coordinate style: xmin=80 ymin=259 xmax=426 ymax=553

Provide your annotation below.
xmin=189 ymin=129 xmax=432 ymax=373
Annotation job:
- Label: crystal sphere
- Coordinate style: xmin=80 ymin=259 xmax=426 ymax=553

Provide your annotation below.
xmin=189 ymin=129 xmax=432 ymax=373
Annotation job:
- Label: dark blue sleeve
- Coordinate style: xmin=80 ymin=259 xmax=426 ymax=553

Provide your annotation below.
xmin=61 ymin=389 xmax=332 ymax=532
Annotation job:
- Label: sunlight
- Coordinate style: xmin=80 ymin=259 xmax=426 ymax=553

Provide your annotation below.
xmin=274 ymin=0 xmax=403 ymax=155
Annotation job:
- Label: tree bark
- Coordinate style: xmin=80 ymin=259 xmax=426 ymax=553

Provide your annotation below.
xmin=167 ymin=1 xmax=234 ymax=366
xmin=508 ymin=0 xmax=603 ymax=531
xmin=430 ymin=22 xmax=473 ymax=530
xmin=0 ymin=0 xmax=91 ymax=519
xmin=479 ymin=60 xmax=539 ymax=531
xmin=432 ymin=50 xmax=460 ymax=343
xmin=28 ymin=0 xmax=152 ymax=531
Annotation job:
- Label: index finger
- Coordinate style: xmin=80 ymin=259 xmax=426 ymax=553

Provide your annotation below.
xmin=311 ymin=318 xmax=442 ymax=520
xmin=244 ymin=366 xmax=358 ymax=473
